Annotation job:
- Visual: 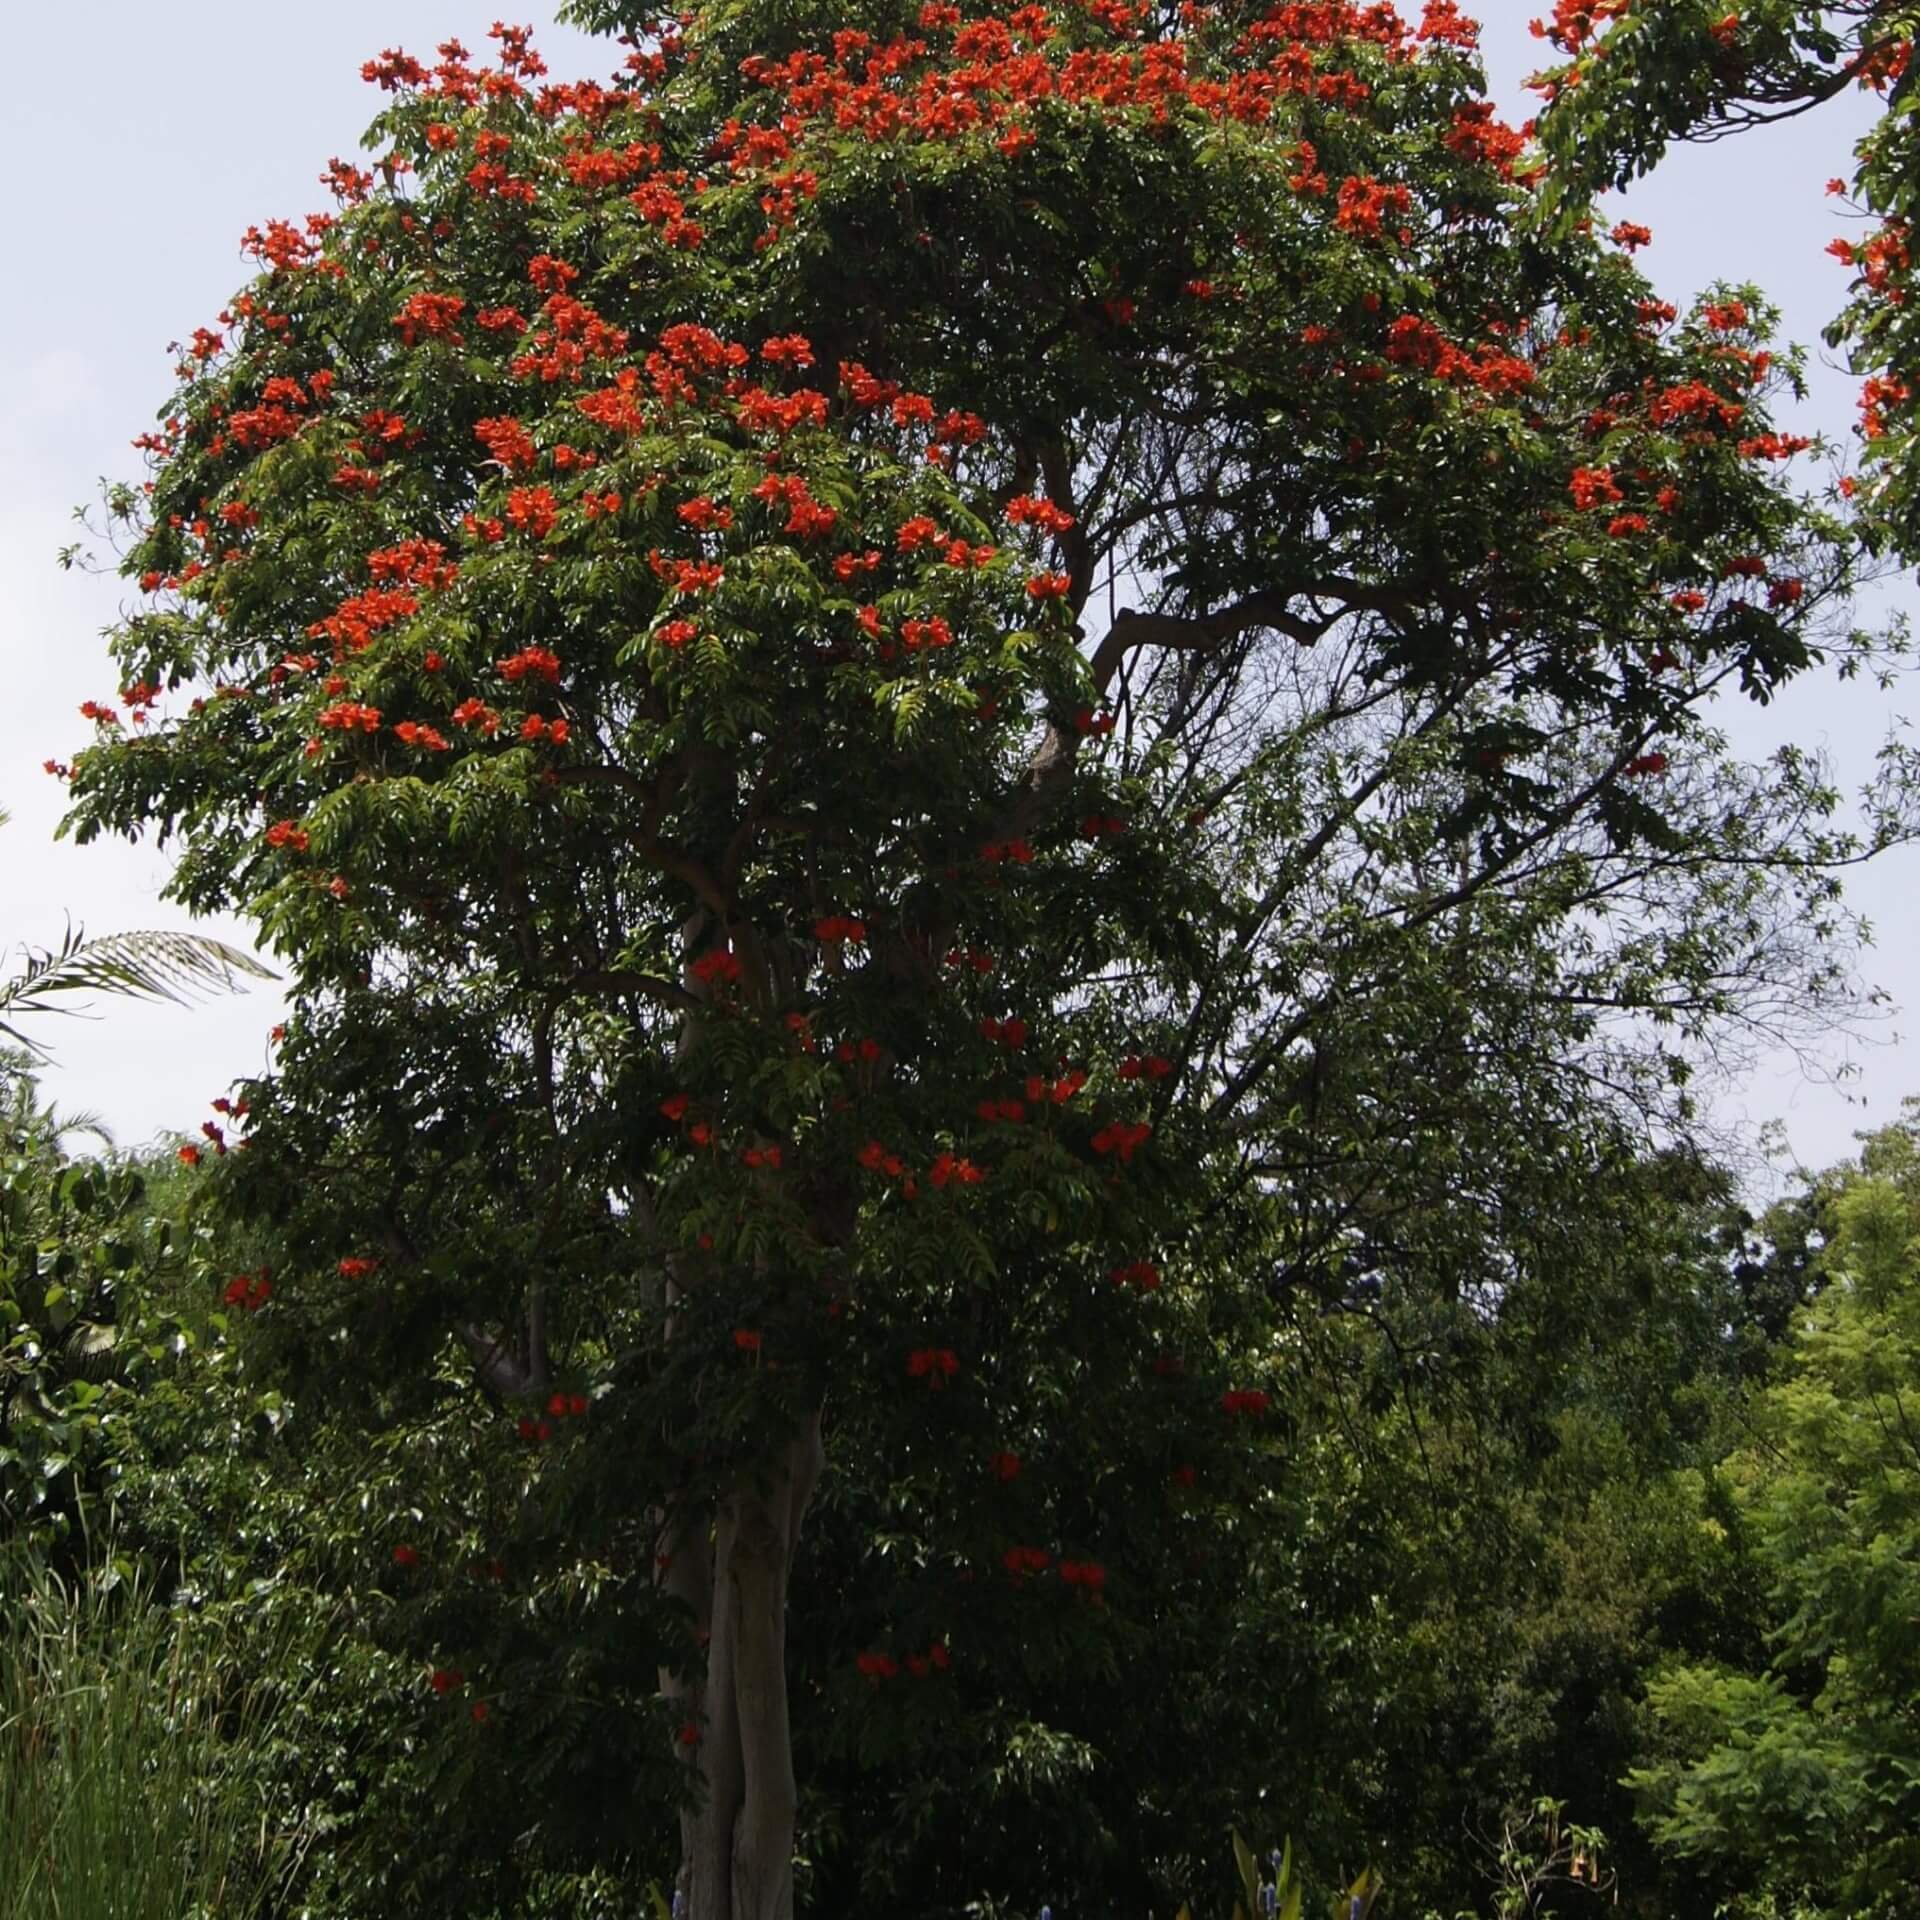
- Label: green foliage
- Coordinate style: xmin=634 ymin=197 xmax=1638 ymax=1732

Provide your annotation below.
xmin=1628 ymin=1105 xmax=1920 ymax=1918
xmin=44 ymin=3 xmax=1920 ymax=1916
xmin=1531 ymin=0 xmax=1920 ymax=563
xmin=0 ymin=1547 xmax=314 ymax=1920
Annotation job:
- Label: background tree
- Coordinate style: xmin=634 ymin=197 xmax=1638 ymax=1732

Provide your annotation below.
xmin=1625 ymin=1105 xmax=1920 ymax=1920
xmin=1528 ymin=0 xmax=1918 ymax=563
xmin=58 ymin=5 xmax=1917 ymax=1916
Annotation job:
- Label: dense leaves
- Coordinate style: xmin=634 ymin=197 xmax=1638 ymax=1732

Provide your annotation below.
xmin=39 ymin=2 xmax=1920 ymax=1916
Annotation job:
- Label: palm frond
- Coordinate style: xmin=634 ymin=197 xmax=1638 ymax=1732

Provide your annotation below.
xmin=0 ymin=926 xmax=278 ymax=1054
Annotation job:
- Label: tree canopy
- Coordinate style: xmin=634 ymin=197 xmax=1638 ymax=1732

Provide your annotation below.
xmin=52 ymin=4 xmax=1920 ymax=1917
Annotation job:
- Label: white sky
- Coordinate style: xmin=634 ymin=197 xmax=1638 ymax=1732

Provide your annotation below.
xmin=1 ymin=2 xmax=1911 ymax=1186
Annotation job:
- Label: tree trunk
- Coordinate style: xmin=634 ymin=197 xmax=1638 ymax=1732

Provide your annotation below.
xmin=673 ymin=1413 xmax=824 ymax=1920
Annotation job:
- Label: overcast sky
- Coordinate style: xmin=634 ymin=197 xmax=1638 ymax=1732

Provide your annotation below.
xmin=2 ymin=2 xmax=1911 ymax=1188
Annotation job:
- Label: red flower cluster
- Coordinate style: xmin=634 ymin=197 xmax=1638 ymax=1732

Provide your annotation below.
xmin=989 ymin=1450 xmax=1022 ymax=1482
xmin=394 ymin=292 xmax=466 ymax=346
xmin=1109 ymin=1260 xmax=1162 ymax=1292
xmin=475 ymin=415 xmax=538 ymax=470
xmin=858 ymin=1139 xmax=909 ymax=1179
xmin=1025 ymin=1069 xmax=1088 ymax=1106
xmin=929 ymin=1152 xmax=984 ymax=1189
xmin=907 ymin=1346 xmax=959 ymax=1383
xmin=309 ymin=588 xmax=419 ymax=655
xmin=1090 ymin=1121 xmax=1151 ymax=1163
xmin=979 ymin=1016 xmax=1028 ymax=1048
xmin=753 ymin=470 xmax=838 ymax=538
xmin=1118 ymin=1054 xmax=1172 ymax=1080
xmin=902 ymin=615 xmax=955 ymax=650
xmin=1221 ymin=1388 xmax=1271 ymax=1417
xmin=679 ymin=495 xmax=734 ymax=533
xmin=498 ymin=645 xmax=563 ymax=684
xmin=338 ymin=1256 xmax=380 ymax=1279
xmin=1568 ymin=466 xmax=1623 ymax=510
xmin=368 ymin=538 xmax=459 ymax=589
xmin=1003 ymin=1545 xmax=1050 ymax=1579
xmin=1334 ymin=174 xmax=1412 ymax=239
xmin=690 ymin=949 xmax=743 ymax=987
xmin=264 ymin=820 xmax=310 ymax=853
xmin=505 ymin=485 xmax=559 ymax=537
xmin=736 ymin=386 xmax=830 ymax=434
xmin=222 ymin=1269 xmax=273 ymax=1312
xmin=1058 ymin=1559 xmax=1106 ymax=1595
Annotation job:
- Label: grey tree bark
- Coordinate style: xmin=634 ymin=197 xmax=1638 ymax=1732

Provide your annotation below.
xmin=669 ymin=1413 xmax=824 ymax=1920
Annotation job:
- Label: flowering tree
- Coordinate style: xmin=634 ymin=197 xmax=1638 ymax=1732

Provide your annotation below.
xmin=1527 ymin=0 xmax=1917 ymax=558
xmin=61 ymin=4 xmax=1915 ymax=1915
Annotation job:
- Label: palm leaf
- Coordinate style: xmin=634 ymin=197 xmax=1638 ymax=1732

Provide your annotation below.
xmin=0 ymin=925 xmax=277 ymax=1053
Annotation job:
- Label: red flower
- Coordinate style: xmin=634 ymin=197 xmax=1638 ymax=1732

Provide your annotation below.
xmin=1090 ymin=1122 xmax=1152 ymax=1164
xmin=1002 ymin=1545 xmax=1050 ymax=1578
xmin=1569 ymin=466 xmax=1623 ymax=511
xmin=660 ymin=1094 xmax=691 ymax=1122
xmin=678 ymin=1721 xmax=700 ymax=1745
xmin=474 ymin=415 xmax=538 ymax=471
xmin=1005 ymin=494 xmax=1077 ymax=537
xmin=392 ymin=1544 xmax=420 ymax=1568
xmin=1221 ymin=1388 xmax=1271 ymax=1417
xmin=394 ymin=292 xmax=466 ymax=347
xmin=177 ymin=1144 xmax=203 ymax=1167
xmin=338 ymin=1256 xmax=379 ymax=1279
xmin=221 ymin=1272 xmax=272 ymax=1312
xmin=907 ymin=1347 xmax=959 ymax=1383
xmin=470 ymin=1701 xmax=490 ymax=1724
xmin=1026 ymin=572 xmax=1072 ymax=600
xmin=690 ymin=949 xmax=743 ymax=988
xmin=856 ymin=1651 xmax=898 ymax=1682
xmin=430 ymin=1667 xmax=464 ymax=1695
xmin=990 ymin=1450 xmax=1022 ymax=1482
xmin=734 ymin=1329 xmax=762 ymax=1353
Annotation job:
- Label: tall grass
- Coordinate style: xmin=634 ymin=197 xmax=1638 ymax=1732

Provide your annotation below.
xmin=0 ymin=1550 xmax=312 ymax=1920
